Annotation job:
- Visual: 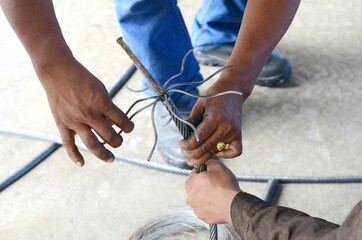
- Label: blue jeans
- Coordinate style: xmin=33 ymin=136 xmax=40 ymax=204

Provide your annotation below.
xmin=115 ymin=0 xmax=248 ymax=100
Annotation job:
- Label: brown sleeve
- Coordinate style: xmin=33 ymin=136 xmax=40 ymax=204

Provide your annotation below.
xmin=230 ymin=191 xmax=347 ymax=240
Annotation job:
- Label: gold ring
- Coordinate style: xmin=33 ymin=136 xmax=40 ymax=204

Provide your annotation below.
xmin=216 ymin=141 xmax=227 ymax=152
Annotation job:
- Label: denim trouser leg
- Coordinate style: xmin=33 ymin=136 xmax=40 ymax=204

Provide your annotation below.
xmin=191 ymin=0 xmax=248 ymax=51
xmin=114 ymin=0 xmax=203 ymax=100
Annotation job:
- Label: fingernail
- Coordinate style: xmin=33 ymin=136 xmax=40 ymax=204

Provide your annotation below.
xmin=107 ymin=156 xmax=115 ymax=163
xmin=76 ymin=161 xmax=83 ymax=167
xmin=187 ymin=160 xmax=196 ymax=166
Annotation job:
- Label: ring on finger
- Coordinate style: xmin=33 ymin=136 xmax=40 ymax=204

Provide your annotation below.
xmin=216 ymin=141 xmax=229 ymax=152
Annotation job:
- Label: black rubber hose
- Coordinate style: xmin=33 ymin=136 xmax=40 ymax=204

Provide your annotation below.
xmin=0 ymin=143 xmax=61 ymax=192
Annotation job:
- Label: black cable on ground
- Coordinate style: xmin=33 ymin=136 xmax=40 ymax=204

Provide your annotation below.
xmin=0 ymin=143 xmax=61 ymax=192
xmin=0 ymin=64 xmax=136 ymax=193
xmin=263 ymin=179 xmax=280 ymax=204
xmin=109 ymin=64 xmax=137 ymax=98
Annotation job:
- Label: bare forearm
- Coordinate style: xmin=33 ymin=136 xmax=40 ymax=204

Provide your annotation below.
xmin=1 ymin=0 xmax=135 ymax=165
xmin=0 ymin=0 xmax=73 ymax=72
xmin=221 ymin=0 xmax=301 ymax=97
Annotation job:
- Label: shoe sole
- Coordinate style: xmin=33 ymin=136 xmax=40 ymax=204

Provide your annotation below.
xmin=256 ymin=66 xmax=291 ymax=87
xmin=194 ymin=51 xmax=227 ymax=66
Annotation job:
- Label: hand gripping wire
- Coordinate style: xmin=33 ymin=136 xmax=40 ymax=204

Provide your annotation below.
xmin=116 ymin=37 xmax=243 ymax=240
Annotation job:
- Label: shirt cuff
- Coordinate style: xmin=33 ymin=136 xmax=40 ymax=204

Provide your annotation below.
xmin=230 ymin=191 xmax=270 ymax=238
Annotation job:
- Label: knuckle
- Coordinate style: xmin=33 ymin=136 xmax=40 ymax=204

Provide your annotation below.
xmin=182 ymin=150 xmax=190 ymax=158
xmin=85 ymin=138 xmax=100 ymax=150
xmin=63 ymin=142 xmax=76 ymax=153
xmin=62 ymin=144 xmax=80 ymax=160
xmin=67 ymin=150 xmax=80 ymax=160
xmin=62 ymin=140 xmax=73 ymax=149
xmin=234 ymin=131 xmax=242 ymax=140
xmin=186 ymin=197 xmax=192 ymax=206
xmin=197 ymin=129 xmax=207 ymax=142
xmin=104 ymin=133 xmax=123 ymax=148
xmin=185 ymin=179 xmax=192 ymax=190
xmin=102 ymin=99 xmax=115 ymax=111
xmin=182 ymin=139 xmax=191 ymax=150
xmin=194 ymin=210 xmax=205 ymax=221
xmin=201 ymin=144 xmax=208 ymax=153
xmin=115 ymin=117 xmax=133 ymax=133
xmin=202 ymin=142 xmax=213 ymax=153
xmin=237 ymin=143 xmax=243 ymax=155
xmin=115 ymin=117 xmax=126 ymax=127
xmin=188 ymin=151 xmax=201 ymax=160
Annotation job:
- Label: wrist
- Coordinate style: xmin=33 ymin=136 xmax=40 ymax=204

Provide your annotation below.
xmin=217 ymin=67 xmax=255 ymax=102
xmin=224 ymin=190 xmax=242 ymax=223
xmin=32 ymin=38 xmax=74 ymax=74
xmin=32 ymin=43 xmax=77 ymax=90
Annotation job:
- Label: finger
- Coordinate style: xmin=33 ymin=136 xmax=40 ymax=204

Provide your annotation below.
xmin=205 ymin=159 xmax=224 ymax=171
xmin=185 ymin=168 xmax=199 ymax=191
xmin=180 ymin=117 xmax=216 ymax=150
xmin=216 ymin=140 xmax=243 ymax=158
xmin=183 ymin=128 xmax=226 ymax=160
xmin=183 ymin=142 xmax=213 ymax=163
xmin=92 ymin=117 xmax=123 ymax=148
xmin=77 ymin=124 xmax=115 ymax=163
xmin=189 ymin=168 xmax=199 ymax=177
xmin=105 ymin=103 xmax=134 ymax=133
xmin=187 ymin=100 xmax=204 ymax=129
xmin=187 ymin=151 xmax=213 ymax=167
xmin=59 ymin=128 xmax=84 ymax=167
xmin=184 ymin=141 xmax=216 ymax=167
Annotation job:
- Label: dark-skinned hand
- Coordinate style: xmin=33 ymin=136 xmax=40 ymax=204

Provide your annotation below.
xmin=38 ymin=58 xmax=134 ymax=166
xmin=180 ymin=79 xmax=244 ymax=167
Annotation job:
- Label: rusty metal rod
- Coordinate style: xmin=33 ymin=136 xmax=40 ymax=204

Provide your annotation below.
xmin=117 ymin=37 xmax=164 ymax=96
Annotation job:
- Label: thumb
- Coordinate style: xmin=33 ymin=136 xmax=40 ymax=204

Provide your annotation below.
xmin=189 ymin=168 xmax=199 ymax=178
xmin=187 ymin=100 xmax=204 ymax=128
xmin=205 ymin=160 xmax=224 ymax=172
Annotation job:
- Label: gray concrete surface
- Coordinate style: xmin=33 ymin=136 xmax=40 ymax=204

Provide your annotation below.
xmin=1 ymin=0 xmax=362 ymax=239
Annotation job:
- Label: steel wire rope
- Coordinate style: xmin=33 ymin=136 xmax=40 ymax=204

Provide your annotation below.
xmin=2 ymin=127 xmax=362 ymax=185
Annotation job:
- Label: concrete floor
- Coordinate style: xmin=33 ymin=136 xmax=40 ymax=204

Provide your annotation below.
xmin=1 ymin=0 xmax=362 ymax=239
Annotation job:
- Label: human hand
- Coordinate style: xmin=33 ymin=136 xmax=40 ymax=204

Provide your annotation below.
xmin=185 ymin=160 xmax=241 ymax=224
xmin=179 ymin=79 xmax=244 ymax=167
xmin=37 ymin=58 xmax=134 ymax=166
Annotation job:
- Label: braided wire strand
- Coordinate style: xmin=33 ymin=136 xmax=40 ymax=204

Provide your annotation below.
xmin=161 ymin=97 xmax=218 ymax=240
xmin=162 ymin=97 xmax=191 ymax=140
xmin=210 ymin=224 xmax=218 ymax=240
xmin=117 ymin=39 xmax=227 ymax=240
